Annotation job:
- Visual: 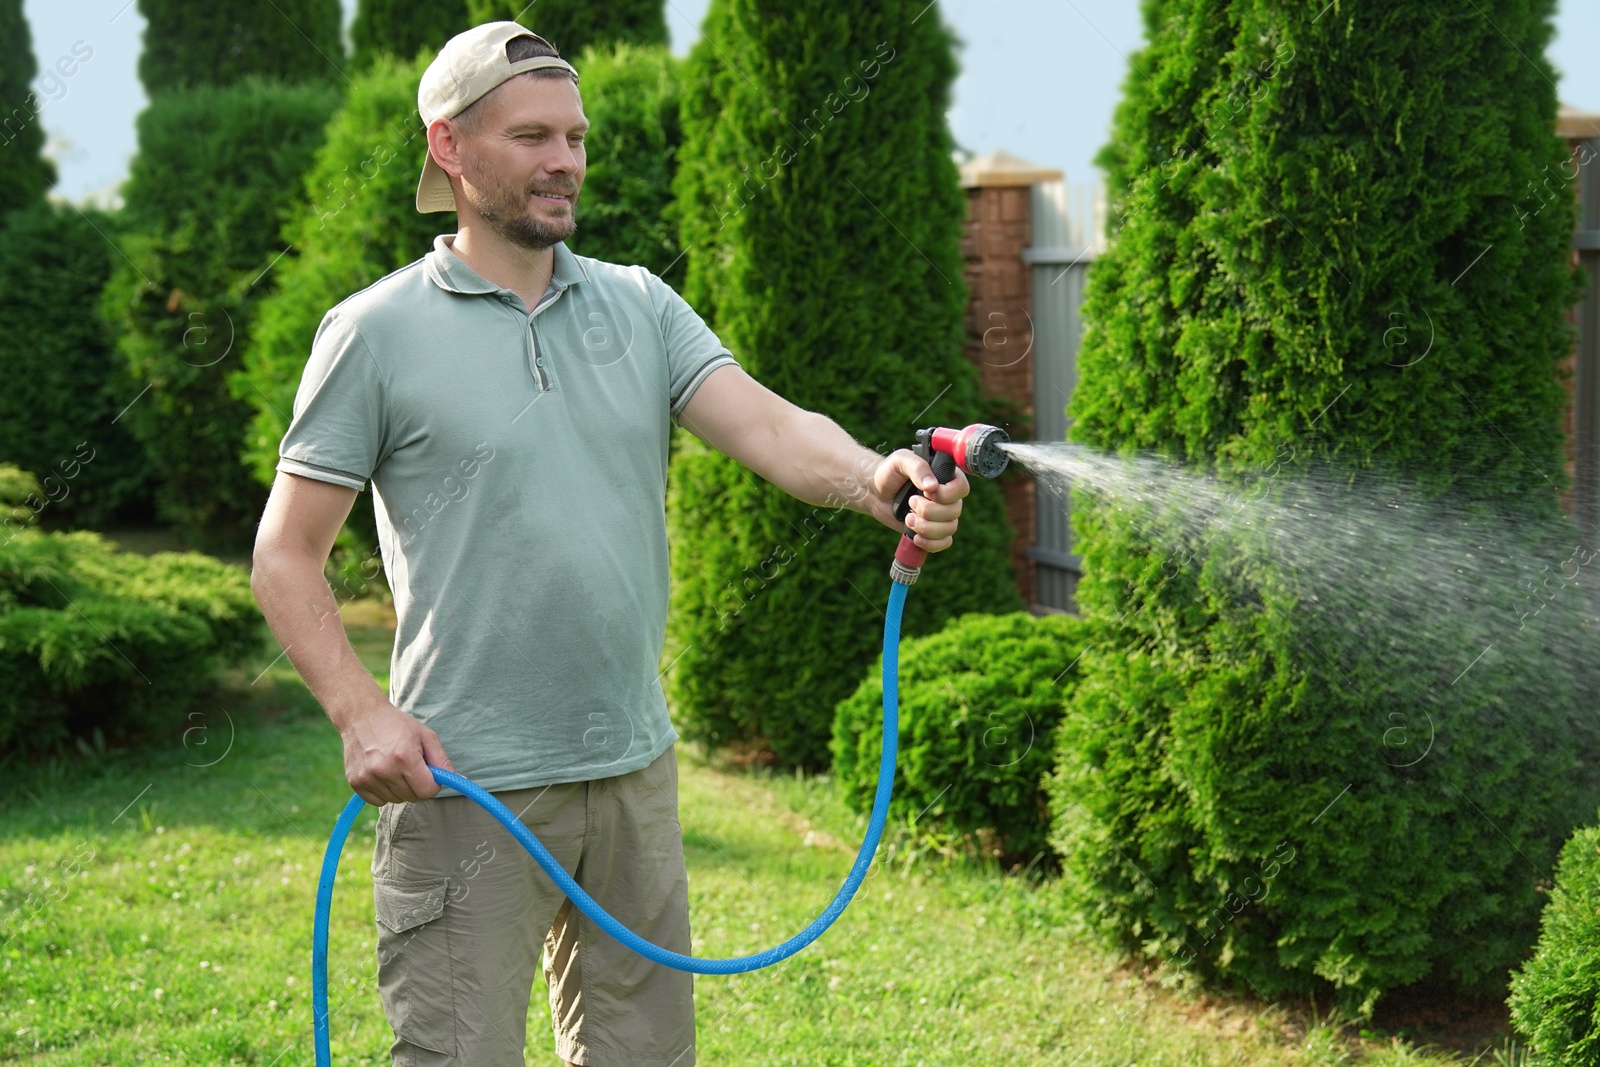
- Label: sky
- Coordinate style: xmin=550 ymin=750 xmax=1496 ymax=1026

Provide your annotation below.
xmin=21 ymin=1 xmax=1600 ymax=210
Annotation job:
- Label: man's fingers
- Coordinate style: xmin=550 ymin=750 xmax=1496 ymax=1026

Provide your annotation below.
xmin=399 ymin=747 xmax=440 ymax=801
xmin=420 ymin=729 xmax=456 ymax=774
xmin=887 ymin=449 xmax=937 ymax=493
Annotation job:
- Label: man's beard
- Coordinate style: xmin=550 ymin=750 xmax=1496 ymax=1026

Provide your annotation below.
xmin=464 ymin=168 xmax=579 ymax=250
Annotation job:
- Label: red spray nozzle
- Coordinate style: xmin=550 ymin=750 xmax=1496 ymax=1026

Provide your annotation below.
xmin=888 ymin=423 xmax=1011 ymax=584
xmin=928 ymin=424 xmax=1011 ymax=479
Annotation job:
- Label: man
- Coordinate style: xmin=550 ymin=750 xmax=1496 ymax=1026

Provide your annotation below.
xmin=250 ymin=21 xmax=970 ymax=1067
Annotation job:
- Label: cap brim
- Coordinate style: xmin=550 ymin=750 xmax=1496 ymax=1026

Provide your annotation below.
xmin=416 ymin=152 xmax=457 ymax=213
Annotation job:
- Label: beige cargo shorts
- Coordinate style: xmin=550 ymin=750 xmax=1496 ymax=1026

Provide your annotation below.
xmin=370 ymin=745 xmax=695 ymax=1066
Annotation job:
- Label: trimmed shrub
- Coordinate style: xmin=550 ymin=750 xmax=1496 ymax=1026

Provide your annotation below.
xmin=465 ymin=0 xmax=667 ymax=54
xmin=0 ymin=204 xmax=153 ymax=529
xmin=351 ymin=0 xmax=470 ymax=70
xmin=101 ymin=77 xmax=340 ymax=549
xmin=0 ymin=464 xmax=40 ymax=530
xmin=664 ymin=0 xmax=1024 ymax=771
xmin=233 ymin=54 xmax=443 ymax=565
xmin=1048 ymin=0 xmax=1593 ymax=1015
xmin=1510 ymin=813 xmax=1600 ymax=1065
xmin=566 ymin=43 xmax=684 ymax=288
xmin=0 ymin=0 xmax=57 ymax=215
xmin=135 ymin=0 xmax=343 ymax=94
xmin=0 ymin=528 xmax=263 ymax=759
xmin=832 ymin=610 xmax=1093 ymax=865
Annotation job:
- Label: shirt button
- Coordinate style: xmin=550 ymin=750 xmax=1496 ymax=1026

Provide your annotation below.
xmin=535 ymin=358 xmax=545 ymax=365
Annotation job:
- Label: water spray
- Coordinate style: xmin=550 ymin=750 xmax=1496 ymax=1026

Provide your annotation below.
xmin=309 ymin=424 xmax=1014 ymax=1065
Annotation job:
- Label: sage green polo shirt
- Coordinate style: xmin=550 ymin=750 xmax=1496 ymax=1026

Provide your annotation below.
xmin=277 ymin=234 xmax=738 ymax=795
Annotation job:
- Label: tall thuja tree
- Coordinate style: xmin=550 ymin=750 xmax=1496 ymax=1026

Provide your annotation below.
xmin=465 ymin=0 xmax=667 ymax=54
xmin=1047 ymin=0 xmax=1595 ymax=1014
xmin=350 ymin=0 xmax=470 ymax=70
xmin=136 ymin=0 xmax=343 ymax=93
xmin=0 ymin=0 xmax=56 ymax=214
xmin=102 ymin=78 xmax=340 ymax=547
xmin=665 ymin=0 xmax=1023 ymax=770
xmin=0 ymin=206 xmax=153 ymax=529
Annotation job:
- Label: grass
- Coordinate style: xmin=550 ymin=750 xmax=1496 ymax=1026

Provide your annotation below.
xmin=0 ymin=602 xmax=1496 ymax=1065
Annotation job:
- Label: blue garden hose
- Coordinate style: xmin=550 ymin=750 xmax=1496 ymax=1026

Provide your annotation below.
xmin=311 ymin=578 xmax=910 ymax=1065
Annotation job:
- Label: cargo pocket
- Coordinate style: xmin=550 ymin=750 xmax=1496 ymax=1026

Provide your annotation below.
xmin=374 ymin=877 xmax=455 ymax=1056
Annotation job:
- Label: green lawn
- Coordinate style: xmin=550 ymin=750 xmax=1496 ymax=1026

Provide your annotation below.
xmin=0 ymin=603 xmax=1493 ymax=1065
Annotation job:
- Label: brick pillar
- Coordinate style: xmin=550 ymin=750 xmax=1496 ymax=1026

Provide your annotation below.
xmin=958 ymin=152 xmax=1063 ymax=609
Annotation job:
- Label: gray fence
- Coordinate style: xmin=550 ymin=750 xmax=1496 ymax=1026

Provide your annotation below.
xmin=1024 ymin=180 xmax=1101 ymax=613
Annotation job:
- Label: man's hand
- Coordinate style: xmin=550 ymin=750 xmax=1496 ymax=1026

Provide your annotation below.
xmin=871 ymin=448 xmax=970 ymax=553
xmin=340 ymin=698 xmax=457 ymax=805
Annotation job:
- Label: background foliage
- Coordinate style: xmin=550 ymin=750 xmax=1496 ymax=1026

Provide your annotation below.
xmin=350 ymin=0 xmax=470 ymax=70
xmin=134 ymin=0 xmax=343 ymax=94
xmin=464 ymin=0 xmax=668 ymax=55
xmin=0 ymin=0 xmax=57 ymax=216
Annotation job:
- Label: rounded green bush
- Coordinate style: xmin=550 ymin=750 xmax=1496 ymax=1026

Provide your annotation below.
xmin=0 ymin=529 xmax=264 ymax=759
xmin=1510 ymin=816 xmax=1600 ymax=1065
xmin=832 ymin=610 xmax=1093 ymax=865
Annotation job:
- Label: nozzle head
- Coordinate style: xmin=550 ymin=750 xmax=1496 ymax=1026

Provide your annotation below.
xmin=929 ymin=424 xmax=1011 ymax=479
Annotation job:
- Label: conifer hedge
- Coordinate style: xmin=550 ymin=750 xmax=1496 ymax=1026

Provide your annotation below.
xmin=465 ymin=0 xmax=667 ymax=54
xmin=351 ymin=0 xmax=470 ymax=69
xmin=1046 ymin=0 xmax=1596 ymax=1014
xmin=135 ymin=0 xmax=343 ymax=94
xmin=0 ymin=205 xmax=152 ymax=529
xmin=665 ymin=0 xmax=1023 ymax=770
xmin=0 ymin=0 xmax=57 ymax=216
xmin=101 ymin=77 xmax=340 ymax=549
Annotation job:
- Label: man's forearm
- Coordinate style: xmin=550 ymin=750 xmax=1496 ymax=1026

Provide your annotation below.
xmin=768 ymin=407 xmax=898 ymax=526
xmin=251 ymin=553 xmax=388 ymax=733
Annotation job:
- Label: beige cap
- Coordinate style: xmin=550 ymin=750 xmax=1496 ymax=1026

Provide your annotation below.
xmin=415 ymin=21 xmax=580 ymax=213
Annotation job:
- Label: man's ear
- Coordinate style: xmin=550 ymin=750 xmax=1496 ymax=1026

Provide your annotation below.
xmin=428 ymin=118 xmax=466 ymax=180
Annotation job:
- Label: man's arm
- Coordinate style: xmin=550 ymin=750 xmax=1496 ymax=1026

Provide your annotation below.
xmin=675 ymin=364 xmax=969 ymax=552
xmin=251 ymin=471 xmax=455 ymax=804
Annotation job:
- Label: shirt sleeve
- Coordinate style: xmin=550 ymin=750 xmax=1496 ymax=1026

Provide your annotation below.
xmin=649 ymin=274 xmax=739 ymax=427
xmin=275 ymin=309 xmax=385 ymax=491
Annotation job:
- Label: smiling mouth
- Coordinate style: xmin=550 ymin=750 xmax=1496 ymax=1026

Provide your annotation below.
xmin=531 ymin=191 xmax=571 ymax=205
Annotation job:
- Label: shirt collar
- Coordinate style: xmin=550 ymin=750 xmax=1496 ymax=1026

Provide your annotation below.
xmin=424 ymin=232 xmax=591 ymax=296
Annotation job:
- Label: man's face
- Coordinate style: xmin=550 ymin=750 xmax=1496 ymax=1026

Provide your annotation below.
xmin=452 ymin=74 xmax=588 ymax=250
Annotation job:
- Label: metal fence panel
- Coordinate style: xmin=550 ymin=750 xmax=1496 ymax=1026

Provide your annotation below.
xmin=1025 ymin=180 xmax=1098 ymax=612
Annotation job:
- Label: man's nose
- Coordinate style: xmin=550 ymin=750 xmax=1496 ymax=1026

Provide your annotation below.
xmin=543 ymin=142 xmax=582 ymax=175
